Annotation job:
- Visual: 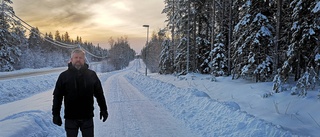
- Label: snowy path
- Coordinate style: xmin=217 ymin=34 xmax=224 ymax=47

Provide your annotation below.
xmin=0 ymin=59 xmax=307 ymax=137
xmin=95 ymin=71 xmax=197 ymax=137
xmin=0 ymin=60 xmax=197 ymax=137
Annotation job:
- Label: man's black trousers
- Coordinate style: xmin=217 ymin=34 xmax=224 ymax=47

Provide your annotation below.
xmin=65 ymin=118 xmax=94 ymax=137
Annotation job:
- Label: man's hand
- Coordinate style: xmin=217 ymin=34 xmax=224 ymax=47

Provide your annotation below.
xmin=100 ymin=111 xmax=108 ymax=122
xmin=53 ymin=115 xmax=62 ymax=126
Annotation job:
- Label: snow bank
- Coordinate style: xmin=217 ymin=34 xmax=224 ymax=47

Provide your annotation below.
xmin=0 ymin=67 xmax=114 ymax=106
xmin=125 ymin=72 xmax=301 ymax=137
xmin=0 ymin=110 xmax=63 ymax=137
xmin=0 ymin=73 xmax=59 ymax=105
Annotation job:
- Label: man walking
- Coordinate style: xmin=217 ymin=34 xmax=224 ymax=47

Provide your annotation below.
xmin=52 ymin=49 xmax=108 ymax=137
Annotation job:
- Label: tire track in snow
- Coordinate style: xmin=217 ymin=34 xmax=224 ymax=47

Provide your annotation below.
xmin=94 ymin=71 xmax=198 ymax=137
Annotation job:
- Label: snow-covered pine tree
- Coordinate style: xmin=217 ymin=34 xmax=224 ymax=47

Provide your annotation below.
xmin=163 ymin=0 xmax=218 ymax=74
xmin=171 ymin=0 xmax=190 ymax=75
xmin=163 ymin=1 xmax=179 ymax=73
xmin=28 ymin=27 xmax=47 ymax=68
xmin=0 ymin=0 xmax=23 ymax=71
xmin=214 ymin=0 xmax=232 ymax=75
xmin=273 ymin=69 xmax=284 ymax=93
xmin=290 ymin=0 xmax=320 ymax=97
xmin=232 ymin=0 xmax=251 ymax=80
xmin=208 ymin=33 xmax=227 ymax=76
xmin=145 ymin=32 xmax=163 ymax=73
xmin=190 ymin=0 xmax=213 ymax=74
xmin=197 ymin=36 xmax=211 ymax=74
xmin=162 ymin=0 xmax=177 ymax=73
xmin=159 ymin=38 xmax=173 ymax=74
xmin=174 ymin=38 xmax=188 ymax=75
xmin=293 ymin=67 xmax=318 ymax=97
xmin=232 ymin=0 xmax=275 ymax=82
xmin=281 ymin=0 xmax=320 ymax=81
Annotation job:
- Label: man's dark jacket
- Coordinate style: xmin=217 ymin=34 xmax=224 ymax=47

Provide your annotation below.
xmin=52 ymin=63 xmax=107 ymax=119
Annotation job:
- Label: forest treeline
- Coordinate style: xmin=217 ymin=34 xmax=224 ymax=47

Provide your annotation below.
xmin=141 ymin=0 xmax=319 ymax=96
xmin=0 ymin=0 xmax=135 ymax=72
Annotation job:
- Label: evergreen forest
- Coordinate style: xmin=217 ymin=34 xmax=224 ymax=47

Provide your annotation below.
xmin=141 ymin=0 xmax=319 ymax=95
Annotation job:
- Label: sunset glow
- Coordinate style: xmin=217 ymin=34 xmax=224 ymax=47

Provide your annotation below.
xmin=11 ymin=0 xmax=167 ymax=53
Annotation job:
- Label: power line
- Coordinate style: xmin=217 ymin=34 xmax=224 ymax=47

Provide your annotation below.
xmin=10 ymin=12 xmax=78 ymax=48
xmin=3 ymin=10 xmax=108 ymax=58
xmin=4 ymin=12 xmax=76 ymax=49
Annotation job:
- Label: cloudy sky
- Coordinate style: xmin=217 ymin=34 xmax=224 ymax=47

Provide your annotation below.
xmin=11 ymin=0 xmax=167 ymax=53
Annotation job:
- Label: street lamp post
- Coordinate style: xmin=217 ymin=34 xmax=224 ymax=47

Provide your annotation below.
xmin=143 ymin=25 xmax=149 ymax=76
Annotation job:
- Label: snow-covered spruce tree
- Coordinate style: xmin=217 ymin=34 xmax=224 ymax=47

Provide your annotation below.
xmin=191 ymin=0 xmax=213 ymax=74
xmin=293 ymin=67 xmax=318 ymax=97
xmin=281 ymin=0 xmax=320 ymax=81
xmin=0 ymin=0 xmax=23 ymax=71
xmin=174 ymin=38 xmax=188 ymax=75
xmin=273 ymin=0 xmax=292 ymax=70
xmin=273 ymin=69 xmax=285 ymax=93
xmin=27 ymin=27 xmax=47 ymax=68
xmin=10 ymin=18 xmax=27 ymax=46
xmin=162 ymin=0 xmax=177 ymax=74
xmin=290 ymin=1 xmax=320 ymax=97
xmin=162 ymin=0 xmax=187 ymax=74
xmin=232 ymin=0 xmax=275 ymax=82
xmin=208 ymin=34 xmax=227 ymax=76
xmin=231 ymin=1 xmax=251 ymax=80
xmin=173 ymin=1 xmax=190 ymax=75
xmin=159 ymin=37 xmax=174 ymax=74
xmin=214 ymin=0 xmax=233 ymax=75
xmin=197 ymin=37 xmax=211 ymax=74
xmin=9 ymin=15 xmax=27 ymax=70
xmin=145 ymin=32 xmax=163 ymax=73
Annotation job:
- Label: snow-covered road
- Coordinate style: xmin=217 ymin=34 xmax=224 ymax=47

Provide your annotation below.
xmin=0 ymin=60 xmax=198 ymax=137
xmin=0 ymin=59 xmax=307 ymax=137
xmin=97 ymin=72 xmax=197 ymax=137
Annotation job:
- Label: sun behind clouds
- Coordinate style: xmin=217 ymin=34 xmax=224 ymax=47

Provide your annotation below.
xmin=11 ymin=0 xmax=166 ymax=52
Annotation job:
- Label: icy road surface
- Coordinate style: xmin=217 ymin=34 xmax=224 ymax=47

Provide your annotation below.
xmin=0 ymin=60 xmax=197 ymax=137
xmin=0 ymin=59 xmax=301 ymax=137
xmin=96 ymin=71 xmax=198 ymax=137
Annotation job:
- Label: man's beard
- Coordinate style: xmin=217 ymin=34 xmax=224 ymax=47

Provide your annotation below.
xmin=73 ymin=62 xmax=83 ymax=70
